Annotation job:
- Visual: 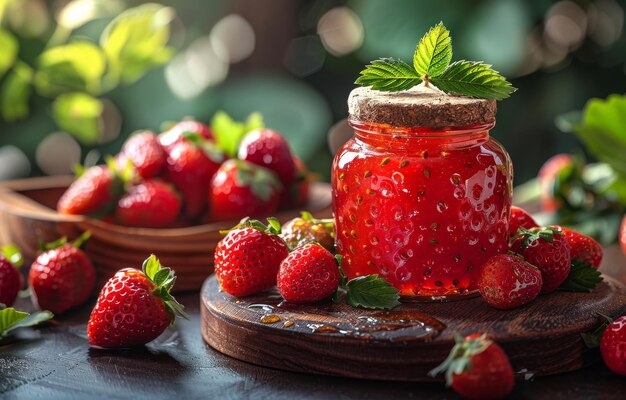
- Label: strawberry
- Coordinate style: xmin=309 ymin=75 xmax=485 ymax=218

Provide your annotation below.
xmin=159 ymin=119 xmax=214 ymax=150
xmin=538 ymin=153 xmax=573 ymax=212
xmin=478 ymin=253 xmax=542 ymax=310
xmin=57 ymin=163 xmax=127 ymax=216
xmin=214 ymin=218 xmax=289 ymax=297
xmin=115 ymin=179 xmax=182 ymax=228
xmin=209 ymin=159 xmax=281 ymax=222
xmin=118 ymin=130 xmax=166 ymax=179
xmin=277 ymin=243 xmax=340 ymax=303
xmin=164 ymin=134 xmax=224 ymax=219
xmin=0 ymin=246 xmax=23 ymax=307
xmin=556 ymin=226 xmax=603 ymax=269
xmin=29 ymin=234 xmax=95 ymax=314
xmin=510 ymin=226 xmax=571 ymax=294
xmin=280 ymin=211 xmax=335 ymax=252
xmin=429 ymin=333 xmax=514 ymax=400
xmin=508 ymin=206 xmax=537 ymax=236
xmin=238 ymin=129 xmax=296 ymax=185
xmin=87 ymin=255 xmax=186 ymax=348
xmin=600 ymin=315 xmax=626 ymax=376
xmin=279 ymin=155 xmax=311 ymax=210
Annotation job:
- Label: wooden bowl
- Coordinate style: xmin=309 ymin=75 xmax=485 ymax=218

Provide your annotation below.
xmin=0 ymin=176 xmax=332 ymax=292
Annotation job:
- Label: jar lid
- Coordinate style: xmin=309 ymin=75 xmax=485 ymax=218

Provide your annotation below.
xmin=348 ymin=85 xmax=496 ymax=128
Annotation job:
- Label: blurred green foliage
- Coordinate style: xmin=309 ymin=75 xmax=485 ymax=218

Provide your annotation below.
xmin=0 ymin=0 xmax=175 ymax=144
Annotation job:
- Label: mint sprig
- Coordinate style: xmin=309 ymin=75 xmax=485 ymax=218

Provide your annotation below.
xmin=334 ymin=260 xmax=400 ymax=310
xmin=413 ymin=22 xmax=452 ymax=78
xmin=0 ymin=307 xmax=54 ymax=341
xmin=355 ymin=21 xmax=516 ymax=100
xmin=559 ymin=259 xmax=603 ymax=292
xmin=355 ymin=58 xmax=421 ymax=92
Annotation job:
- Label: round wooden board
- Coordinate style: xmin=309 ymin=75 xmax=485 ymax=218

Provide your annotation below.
xmin=201 ymin=275 xmax=626 ymax=381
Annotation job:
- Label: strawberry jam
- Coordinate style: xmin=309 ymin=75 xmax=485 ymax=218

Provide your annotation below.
xmin=332 ymin=118 xmax=512 ymax=299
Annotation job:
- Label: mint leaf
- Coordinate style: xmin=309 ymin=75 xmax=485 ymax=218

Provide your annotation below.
xmin=355 ymin=58 xmax=421 ymax=92
xmin=431 ymin=60 xmax=516 ymax=100
xmin=345 ymin=275 xmax=400 ymax=309
xmin=0 ymin=308 xmax=53 ymax=339
xmin=559 ymin=259 xmax=603 ymax=292
xmin=413 ymin=21 xmax=452 ymax=78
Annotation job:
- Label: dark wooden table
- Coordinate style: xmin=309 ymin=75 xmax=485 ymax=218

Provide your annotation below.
xmin=2 ymin=245 xmax=626 ymax=400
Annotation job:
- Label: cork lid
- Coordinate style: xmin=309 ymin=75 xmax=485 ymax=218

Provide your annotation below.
xmin=348 ymin=85 xmax=496 ymax=128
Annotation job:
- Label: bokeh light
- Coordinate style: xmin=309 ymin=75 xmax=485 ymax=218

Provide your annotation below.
xmin=284 ymin=35 xmax=326 ymax=77
xmin=317 ymin=7 xmax=364 ymax=56
xmin=0 ymin=145 xmax=30 ymax=180
xmin=210 ymin=14 xmax=256 ymax=64
xmin=35 ymin=132 xmax=81 ymax=175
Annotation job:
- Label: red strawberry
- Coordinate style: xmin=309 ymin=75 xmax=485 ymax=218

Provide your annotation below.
xmin=277 ymin=243 xmax=340 ymax=303
xmin=600 ymin=316 xmax=626 ymax=376
xmin=556 ymin=226 xmax=603 ymax=269
xmin=279 ymin=155 xmax=311 ymax=210
xmin=478 ymin=253 xmax=542 ymax=310
xmin=159 ymin=119 xmax=214 ymax=150
xmin=214 ymin=218 xmax=289 ymax=297
xmin=58 ymin=164 xmax=127 ymax=216
xmin=209 ymin=159 xmax=281 ymax=222
xmin=87 ymin=255 xmax=186 ymax=348
xmin=280 ymin=211 xmax=335 ymax=252
xmin=429 ymin=333 xmax=514 ymax=400
xmin=238 ymin=129 xmax=296 ymax=185
xmin=0 ymin=246 xmax=23 ymax=307
xmin=538 ymin=153 xmax=573 ymax=212
xmin=510 ymin=226 xmax=571 ymax=294
xmin=115 ymin=179 xmax=182 ymax=228
xmin=621 ymin=215 xmax=626 ymax=257
xmin=508 ymin=206 xmax=537 ymax=236
xmin=164 ymin=134 xmax=224 ymax=219
xmin=118 ymin=130 xmax=166 ymax=179
xmin=29 ymin=234 xmax=95 ymax=314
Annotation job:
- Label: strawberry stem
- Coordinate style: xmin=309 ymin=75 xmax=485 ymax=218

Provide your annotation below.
xmin=141 ymin=254 xmax=188 ymax=321
xmin=428 ymin=333 xmax=490 ymax=386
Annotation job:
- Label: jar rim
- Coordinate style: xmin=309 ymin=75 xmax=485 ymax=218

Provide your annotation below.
xmin=348 ymin=118 xmax=495 ymax=139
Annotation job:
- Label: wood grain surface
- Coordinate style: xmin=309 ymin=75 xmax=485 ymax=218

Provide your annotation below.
xmin=0 ymin=176 xmax=332 ymax=292
xmin=201 ymin=274 xmax=626 ymax=381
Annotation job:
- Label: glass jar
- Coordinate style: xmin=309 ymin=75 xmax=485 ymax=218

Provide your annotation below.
xmin=332 ymin=87 xmax=513 ymax=300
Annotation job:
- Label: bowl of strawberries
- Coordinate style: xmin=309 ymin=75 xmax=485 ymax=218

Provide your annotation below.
xmin=0 ymin=113 xmax=332 ymax=292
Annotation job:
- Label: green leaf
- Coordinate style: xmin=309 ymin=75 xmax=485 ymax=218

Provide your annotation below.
xmin=142 ymin=254 xmax=160 ymax=281
xmin=355 ymin=58 xmax=421 ymax=92
xmin=431 ymin=60 xmax=516 ymax=100
xmin=569 ymin=95 xmax=626 ymax=178
xmin=559 ymin=259 xmax=603 ymax=292
xmin=581 ymin=314 xmax=613 ymax=349
xmin=244 ymin=112 xmax=265 ymax=133
xmin=413 ymin=22 xmax=452 ymax=78
xmin=0 ymin=61 xmax=33 ymax=122
xmin=0 ymin=245 xmax=23 ymax=268
xmin=0 ymin=308 xmax=53 ymax=339
xmin=266 ymin=217 xmax=282 ymax=235
xmin=35 ymin=41 xmax=106 ymax=96
xmin=153 ymin=268 xmax=171 ymax=287
xmin=211 ymin=111 xmax=254 ymax=158
xmin=345 ymin=275 xmax=400 ymax=309
xmin=100 ymin=3 xmax=175 ymax=85
xmin=52 ymin=92 xmax=104 ymax=145
xmin=0 ymin=29 xmax=18 ymax=79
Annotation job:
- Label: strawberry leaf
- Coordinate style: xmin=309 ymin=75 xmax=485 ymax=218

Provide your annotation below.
xmin=511 ymin=226 xmax=563 ymax=249
xmin=355 ymin=58 xmax=422 ymax=92
xmin=0 ymin=308 xmax=53 ymax=340
xmin=267 ymin=218 xmax=282 ymax=235
xmin=430 ymin=60 xmax=516 ymax=100
xmin=345 ymin=274 xmax=400 ymax=309
xmin=581 ymin=313 xmax=613 ymax=348
xmin=142 ymin=254 xmax=160 ymax=281
xmin=0 ymin=245 xmax=23 ymax=268
xmin=559 ymin=259 xmax=603 ymax=292
xmin=140 ymin=255 xmax=188 ymax=321
xmin=429 ymin=333 xmax=490 ymax=386
xmin=153 ymin=268 xmax=171 ymax=287
xmin=413 ymin=21 xmax=452 ymax=78
xmin=211 ymin=111 xmax=265 ymax=158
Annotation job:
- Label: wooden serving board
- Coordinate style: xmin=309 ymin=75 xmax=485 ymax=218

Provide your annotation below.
xmin=201 ymin=274 xmax=626 ymax=381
